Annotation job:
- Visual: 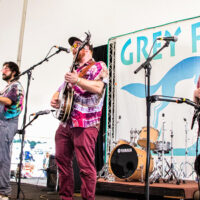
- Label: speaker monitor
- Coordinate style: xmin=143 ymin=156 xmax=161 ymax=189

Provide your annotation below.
xmin=46 ymin=155 xmax=81 ymax=192
xmin=47 ymin=155 xmax=57 ymax=190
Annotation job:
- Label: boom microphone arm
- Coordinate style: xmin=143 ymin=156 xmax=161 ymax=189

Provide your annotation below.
xmin=151 ymin=95 xmax=199 ymax=108
xmin=150 ymin=95 xmax=200 ymax=130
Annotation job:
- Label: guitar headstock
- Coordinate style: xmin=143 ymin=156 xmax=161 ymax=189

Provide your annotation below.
xmin=84 ymin=31 xmax=91 ymax=43
xmin=71 ymin=31 xmax=92 ymax=71
xmin=78 ymin=31 xmax=91 ymax=51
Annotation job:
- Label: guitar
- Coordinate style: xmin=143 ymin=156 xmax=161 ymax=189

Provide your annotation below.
xmin=55 ymin=32 xmax=91 ymax=122
xmin=0 ymin=81 xmax=17 ymax=96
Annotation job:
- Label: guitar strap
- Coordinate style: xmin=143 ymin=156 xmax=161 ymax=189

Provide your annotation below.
xmin=78 ymin=61 xmax=96 ymax=78
xmin=0 ymin=81 xmax=16 ymax=96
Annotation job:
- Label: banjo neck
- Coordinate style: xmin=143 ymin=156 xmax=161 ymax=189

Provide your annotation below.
xmin=56 ymin=32 xmax=91 ymax=122
xmin=63 ymin=34 xmax=91 ymax=93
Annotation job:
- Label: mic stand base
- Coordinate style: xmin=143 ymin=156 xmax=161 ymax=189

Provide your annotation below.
xmin=163 ymin=158 xmax=180 ymax=185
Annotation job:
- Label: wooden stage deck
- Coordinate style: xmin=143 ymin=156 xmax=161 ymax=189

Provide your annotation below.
xmin=96 ymin=178 xmax=199 ymax=199
xmin=9 ymin=178 xmax=199 ymax=199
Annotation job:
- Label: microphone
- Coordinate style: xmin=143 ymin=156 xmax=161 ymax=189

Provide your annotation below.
xmin=157 ymin=36 xmax=178 ymax=42
xmin=54 ymin=46 xmax=70 ymax=53
xmin=30 ymin=110 xmax=53 ymax=116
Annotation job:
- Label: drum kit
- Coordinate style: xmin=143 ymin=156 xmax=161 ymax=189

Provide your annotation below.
xmin=108 ymin=127 xmax=160 ymax=183
xmin=100 ymin=116 xmax=195 ymax=184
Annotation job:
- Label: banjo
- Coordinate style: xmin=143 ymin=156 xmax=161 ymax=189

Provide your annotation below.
xmin=55 ymin=32 xmax=91 ymax=122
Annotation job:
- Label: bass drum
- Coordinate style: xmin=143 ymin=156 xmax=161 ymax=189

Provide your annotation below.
xmin=109 ymin=143 xmax=154 ymax=181
xmin=153 ymin=141 xmax=171 ymax=154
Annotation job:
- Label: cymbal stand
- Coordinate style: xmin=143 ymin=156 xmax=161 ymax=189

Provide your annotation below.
xmin=130 ymin=128 xmax=139 ymax=146
xmin=149 ymin=113 xmax=166 ymax=183
xmin=164 ymin=124 xmax=180 ymax=184
xmin=161 ymin=113 xmax=166 ymax=179
xmin=179 ymin=118 xmax=195 ymax=181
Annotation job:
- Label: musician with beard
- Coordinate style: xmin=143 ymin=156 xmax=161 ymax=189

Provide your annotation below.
xmin=50 ymin=36 xmax=108 ymax=200
xmin=0 ymin=62 xmax=24 ymax=200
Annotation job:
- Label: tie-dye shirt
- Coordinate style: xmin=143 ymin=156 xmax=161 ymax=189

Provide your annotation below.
xmin=59 ymin=60 xmax=108 ymax=129
xmin=1 ymin=81 xmax=24 ymax=119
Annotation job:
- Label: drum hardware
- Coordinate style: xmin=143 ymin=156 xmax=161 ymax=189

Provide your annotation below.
xmin=164 ymin=158 xmax=180 ymax=184
xmin=97 ymin=162 xmax=110 ymax=180
xmin=130 ymin=128 xmax=139 ymax=146
xmin=153 ymin=141 xmax=171 ymax=154
xmin=150 ymin=118 xmax=180 ymax=184
xmin=140 ymin=164 xmax=144 ymax=183
xmin=179 ymin=162 xmax=195 ymax=181
xmin=97 ymin=160 xmax=117 ymax=182
xmin=98 ymin=129 xmax=114 ymax=181
xmin=179 ymin=118 xmax=195 ymax=181
xmin=163 ymin=125 xmax=180 ymax=184
xmin=149 ymin=151 xmax=165 ymax=183
xmin=150 ymin=113 xmax=170 ymax=183
xmin=161 ymin=113 xmax=166 ymax=179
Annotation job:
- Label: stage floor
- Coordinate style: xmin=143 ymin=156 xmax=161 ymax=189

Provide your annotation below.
xmin=97 ymin=178 xmax=199 ymax=200
xmin=10 ymin=178 xmax=198 ymax=200
xmin=10 ymin=180 xmax=137 ymax=200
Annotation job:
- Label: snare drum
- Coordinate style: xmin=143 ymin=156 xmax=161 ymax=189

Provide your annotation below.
xmin=109 ymin=143 xmax=154 ymax=181
xmin=153 ymin=141 xmax=171 ymax=153
xmin=138 ymin=127 xmax=159 ymax=150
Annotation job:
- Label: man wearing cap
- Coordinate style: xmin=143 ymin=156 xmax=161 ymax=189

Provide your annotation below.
xmin=51 ymin=35 xmax=108 ymax=200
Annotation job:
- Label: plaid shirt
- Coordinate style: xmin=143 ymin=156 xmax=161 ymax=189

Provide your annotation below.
xmin=59 ymin=60 xmax=108 ymax=129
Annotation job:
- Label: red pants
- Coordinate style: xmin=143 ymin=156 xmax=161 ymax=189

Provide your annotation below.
xmin=55 ymin=124 xmax=98 ymax=200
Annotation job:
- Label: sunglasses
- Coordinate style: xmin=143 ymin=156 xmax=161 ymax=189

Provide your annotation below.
xmin=71 ymin=42 xmax=90 ymax=52
xmin=71 ymin=42 xmax=82 ymax=50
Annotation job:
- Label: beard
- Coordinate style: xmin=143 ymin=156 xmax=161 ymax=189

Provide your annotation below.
xmin=76 ymin=50 xmax=85 ymax=63
xmin=2 ymin=73 xmax=12 ymax=81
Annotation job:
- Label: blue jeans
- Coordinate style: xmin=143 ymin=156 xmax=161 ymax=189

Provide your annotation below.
xmin=0 ymin=105 xmax=18 ymax=196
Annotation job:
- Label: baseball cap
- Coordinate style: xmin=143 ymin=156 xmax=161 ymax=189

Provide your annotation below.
xmin=68 ymin=37 xmax=83 ymax=46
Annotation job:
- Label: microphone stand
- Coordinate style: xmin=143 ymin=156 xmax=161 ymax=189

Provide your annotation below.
xmin=134 ymin=41 xmax=170 ymax=200
xmin=14 ymin=49 xmax=61 ymax=199
xmin=195 ymin=113 xmax=200 ymax=194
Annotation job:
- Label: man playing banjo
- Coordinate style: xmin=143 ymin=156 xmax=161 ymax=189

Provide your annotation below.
xmin=50 ymin=33 xmax=108 ymax=200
